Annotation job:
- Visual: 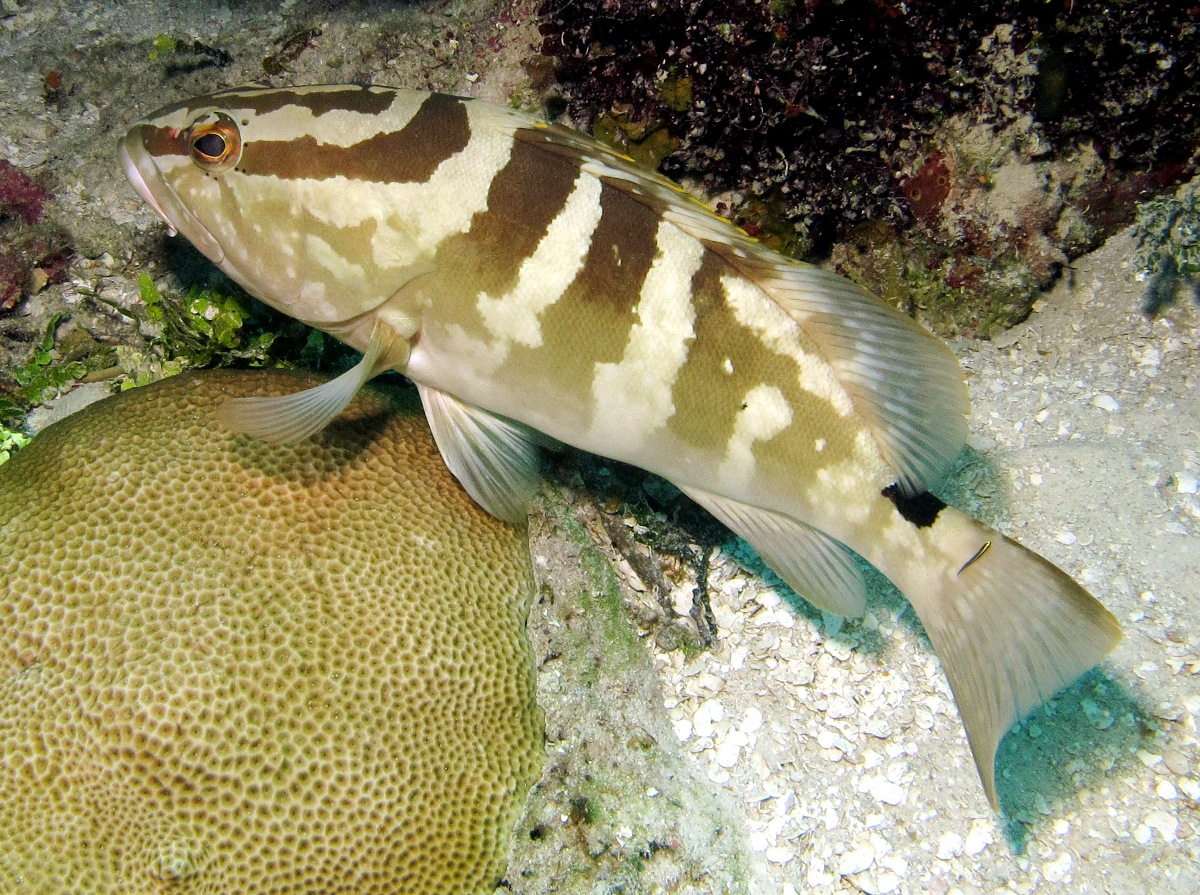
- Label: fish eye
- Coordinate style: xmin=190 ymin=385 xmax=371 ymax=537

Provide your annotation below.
xmin=186 ymin=113 xmax=242 ymax=173
xmin=193 ymin=132 xmax=226 ymax=158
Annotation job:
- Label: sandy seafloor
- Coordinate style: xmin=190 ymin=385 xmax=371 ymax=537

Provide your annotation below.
xmin=1 ymin=1 xmax=1197 ymax=893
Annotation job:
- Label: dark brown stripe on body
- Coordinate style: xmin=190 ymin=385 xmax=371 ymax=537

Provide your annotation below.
xmin=504 ymin=180 xmax=662 ymax=401
xmin=140 ymin=124 xmax=187 ymax=158
xmin=429 ymin=136 xmax=584 ymax=329
xmin=211 ymin=85 xmax=400 ymax=118
xmin=235 ymin=92 xmax=471 ymax=183
xmin=570 ymin=182 xmax=661 ymax=306
xmin=470 ymin=136 xmax=584 ymax=264
xmin=666 ymin=255 xmax=860 ymax=475
xmin=665 ymin=253 xmax=747 ymax=454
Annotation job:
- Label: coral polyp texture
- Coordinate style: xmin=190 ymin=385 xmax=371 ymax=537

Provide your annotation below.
xmin=0 ymin=370 xmax=542 ymax=894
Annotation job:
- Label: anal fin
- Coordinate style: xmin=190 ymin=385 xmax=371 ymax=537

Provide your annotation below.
xmin=680 ymin=486 xmax=866 ymax=617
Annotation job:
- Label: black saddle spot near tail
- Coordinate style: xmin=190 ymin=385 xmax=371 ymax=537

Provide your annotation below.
xmin=882 ymin=483 xmax=946 ymax=528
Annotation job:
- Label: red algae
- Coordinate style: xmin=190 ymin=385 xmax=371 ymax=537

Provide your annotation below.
xmin=0 ymin=160 xmax=53 ymax=226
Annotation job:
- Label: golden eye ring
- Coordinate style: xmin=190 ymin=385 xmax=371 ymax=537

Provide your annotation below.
xmin=186 ymin=113 xmax=242 ymax=173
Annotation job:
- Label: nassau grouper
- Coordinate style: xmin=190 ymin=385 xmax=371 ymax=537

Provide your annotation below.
xmin=121 ymin=85 xmax=1121 ymax=808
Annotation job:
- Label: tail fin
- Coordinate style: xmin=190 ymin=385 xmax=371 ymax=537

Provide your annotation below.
xmin=897 ymin=507 xmax=1122 ymax=808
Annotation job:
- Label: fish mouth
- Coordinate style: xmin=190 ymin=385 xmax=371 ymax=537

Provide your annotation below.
xmin=119 ymin=128 xmax=225 ymax=265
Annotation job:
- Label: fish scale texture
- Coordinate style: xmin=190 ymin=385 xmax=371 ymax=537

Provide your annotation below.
xmin=0 ymin=370 xmax=542 ymax=894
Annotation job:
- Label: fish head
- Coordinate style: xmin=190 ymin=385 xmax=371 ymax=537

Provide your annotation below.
xmin=120 ymin=86 xmax=438 ymax=326
xmin=120 ymin=97 xmax=231 ymax=262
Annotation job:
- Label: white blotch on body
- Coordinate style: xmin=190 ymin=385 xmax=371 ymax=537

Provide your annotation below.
xmin=477 ymin=171 xmax=604 ymax=348
xmin=588 ymin=220 xmax=702 ymax=447
xmin=304 ymin=232 xmax=367 ymax=293
xmin=721 ymin=274 xmax=854 ymax=417
xmin=298 ymin=280 xmax=327 ymax=304
xmin=255 ymin=103 xmax=516 ymax=277
xmin=718 ymin=384 xmax=792 ymax=492
xmin=805 ymin=429 xmax=879 ymax=527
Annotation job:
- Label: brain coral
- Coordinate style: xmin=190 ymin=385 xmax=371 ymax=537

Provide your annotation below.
xmin=0 ymin=370 xmax=543 ymax=894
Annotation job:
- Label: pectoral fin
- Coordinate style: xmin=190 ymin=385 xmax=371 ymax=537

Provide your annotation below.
xmin=417 ymin=384 xmax=542 ymax=524
xmin=215 ymin=324 xmax=398 ymax=443
xmin=680 ymin=486 xmax=866 ymax=617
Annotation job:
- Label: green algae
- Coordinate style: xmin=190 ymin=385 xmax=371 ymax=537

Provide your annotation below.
xmin=1133 ymin=181 xmax=1200 ymax=313
xmin=109 ymin=274 xmax=336 ymax=393
xmin=504 ymin=482 xmax=756 ymax=895
xmin=138 ymin=273 xmax=273 ymax=368
xmin=147 ymin=34 xmax=178 ymax=60
xmin=0 ymin=426 xmax=29 ymax=466
xmin=11 ymin=313 xmax=86 ymax=404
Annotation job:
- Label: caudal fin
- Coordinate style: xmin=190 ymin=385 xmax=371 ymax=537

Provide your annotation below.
xmin=899 ymin=509 xmax=1122 ymax=808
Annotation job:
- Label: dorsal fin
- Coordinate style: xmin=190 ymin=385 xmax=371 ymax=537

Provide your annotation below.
xmin=724 ymin=256 xmax=970 ymax=493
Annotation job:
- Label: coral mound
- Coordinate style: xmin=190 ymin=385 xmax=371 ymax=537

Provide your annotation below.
xmin=0 ymin=370 xmax=542 ymax=894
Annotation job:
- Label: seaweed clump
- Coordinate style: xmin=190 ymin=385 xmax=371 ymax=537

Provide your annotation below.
xmin=115 ymin=274 xmax=339 ymax=390
xmin=1035 ymin=4 xmax=1198 ymax=175
xmin=0 ymin=426 xmax=29 ymax=467
xmin=539 ymin=1 xmax=1199 ymax=259
xmin=541 ymin=0 xmax=1010 ymax=253
xmin=0 ymin=272 xmax=340 ymax=438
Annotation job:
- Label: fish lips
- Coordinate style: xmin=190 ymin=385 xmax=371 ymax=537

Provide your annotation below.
xmin=120 ymin=127 xmax=225 ymax=266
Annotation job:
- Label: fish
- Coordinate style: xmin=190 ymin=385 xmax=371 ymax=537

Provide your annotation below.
xmin=120 ymin=84 xmax=1121 ymax=808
